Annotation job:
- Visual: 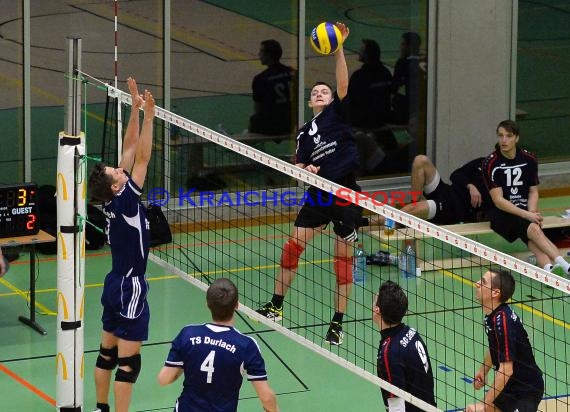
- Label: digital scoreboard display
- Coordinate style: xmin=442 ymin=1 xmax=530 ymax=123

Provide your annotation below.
xmin=0 ymin=183 xmax=40 ymax=237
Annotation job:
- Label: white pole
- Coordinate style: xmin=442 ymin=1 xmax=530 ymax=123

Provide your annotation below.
xmin=56 ymin=37 xmax=86 ymax=411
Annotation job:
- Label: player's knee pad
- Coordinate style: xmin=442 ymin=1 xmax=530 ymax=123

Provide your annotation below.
xmin=115 ymin=354 xmax=141 ymax=383
xmin=280 ymin=239 xmax=304 ymax=270
xmin=334 ymin=256 xmax=353 ymax=285
xmin=96 ymin=345 xmax=118 ymax=370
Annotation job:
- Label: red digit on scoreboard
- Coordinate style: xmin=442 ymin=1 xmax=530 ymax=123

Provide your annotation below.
xmin=27 ymin=214 xmax=36 ymax=230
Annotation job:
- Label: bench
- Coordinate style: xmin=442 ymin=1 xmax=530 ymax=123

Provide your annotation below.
xmin=367 ymin=215 xmax=570 ymax=271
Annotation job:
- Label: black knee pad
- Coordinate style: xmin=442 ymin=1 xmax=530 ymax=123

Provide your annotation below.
xmin=96 ymin=345 xmax=118 ymax=370
xmin=115 ymin=354 xmax=141 ymax=383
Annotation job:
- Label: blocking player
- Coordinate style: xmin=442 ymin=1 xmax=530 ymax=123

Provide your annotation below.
xmin=466 ymin=269 xmax=543 ymax=411
xmin=256 ymin=22 xmax=363 ymax=345
xmin=88 ymin=77 xmax=154 ymax=412
xmin=158 ymin=278 xmax=279 ymax=412
xmin=482 ymin=119 xmax=570 ymax=275
xmin=373 ymin=281 xmax=436 ymax=411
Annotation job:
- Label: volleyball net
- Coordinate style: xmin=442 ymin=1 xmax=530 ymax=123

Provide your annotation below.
xmin=99 ymin=81 xmax=570 ymax=411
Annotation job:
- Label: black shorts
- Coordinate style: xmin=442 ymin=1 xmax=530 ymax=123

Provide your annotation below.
xmin=494 ymin=388 xmax=542 ymax=412
xmin=424 ymin=181 xmax=464 ymax=225
xmin=488 ymin=208 xmax=531 ymax=243
xmin=295 ymin=185 xmax=363 ymax=241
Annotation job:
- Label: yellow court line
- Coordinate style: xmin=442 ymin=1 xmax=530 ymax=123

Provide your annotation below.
xmin=0 ymin=278 xmax=56 ymax=316
xmin=437 ymin=269 xmax=570 ymax=331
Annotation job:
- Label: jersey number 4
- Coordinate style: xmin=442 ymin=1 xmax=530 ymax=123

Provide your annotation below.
xmin=201 ymin=351 xmax=216 ymax=383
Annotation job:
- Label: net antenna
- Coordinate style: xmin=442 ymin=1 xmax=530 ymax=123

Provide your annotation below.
xmin=114 ymin=0 xmax=122 ymax=165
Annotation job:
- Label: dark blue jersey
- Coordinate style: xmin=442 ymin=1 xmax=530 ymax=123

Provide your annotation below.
xmin=348 ymin=62 xmax=393 ymax=127
xmin=250 ymin=63 xmax=295 ymax=135
xmin=295 ymin=92 xmax=359 ymax=182
xmin=165 ymin=323 xmax=268 ymax=412
xmin=377 ymin=324 xmax=436 ymax=411
xmin=484 ymin=304 xmax=543 ymax=397
xmin=482 ymin=148 xmax=539 ymax=210
xmin=449 ymin=157 xmax=491 ymax=220
xmin=103 ymin=175 xmax=150 ymax=277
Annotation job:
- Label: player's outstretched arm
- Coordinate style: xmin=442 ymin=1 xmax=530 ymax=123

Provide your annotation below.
xmin=251 ymin=380 xmax=279 ymax=412
xmin=131 ymin=90 xmax=155 ymax=189
xmin=119 ymin=77 xmax=144 ymax=172
xmin=334 ymin=22 xmax=349 ymax=100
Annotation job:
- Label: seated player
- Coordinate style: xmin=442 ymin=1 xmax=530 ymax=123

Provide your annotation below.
xmin=369 ymin=154 xmax=489 ymax=228
xmin=483 ymin=119 xmax=570 ymax=275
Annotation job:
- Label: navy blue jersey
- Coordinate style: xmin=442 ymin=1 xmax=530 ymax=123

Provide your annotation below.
xmin=377 ymin=324 xmax=436 ymax=411
xmin=449 ymin=157 xmax=490 ymax=220
xmin=165 ymin=323 xmax=268 ymax=412
xmin=250 ymin=63 xmax=295 ymax=135
xmin=103 ymin=175 xmax=150 ymax=277
xmin=295 ymin=93 xmax=359 ymax=182
xmin=484 ymin=304 xmax=544 ymax=397
xmin=482 ymin=148 xmax=539 ymax=210
xmin=348 ymin=62 xmax=393 ymax=127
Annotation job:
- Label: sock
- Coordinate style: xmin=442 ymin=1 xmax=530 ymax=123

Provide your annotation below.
xmin=332 ymin=312 xmax=344 ymax=324
xmin=554 ymin=256 xmax=570 ymax=274
xmin=271 ymin=294 xmax=284 ymax=308
xmin=544 ymin=263 xmax=553 ymax=271
xmin=96 ymin=403 xmax=110 ymax=412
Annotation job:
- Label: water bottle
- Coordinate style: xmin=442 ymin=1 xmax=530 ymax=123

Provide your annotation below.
xmin=384 ymin=217 xmax=395 ymax=236
xmin=399 ymin=242 xmax=417 ymax=278
xmin=384 ymin=199 xmax=396 ymax=236
xmin=353 ymin=244 xmax=367 ymax=286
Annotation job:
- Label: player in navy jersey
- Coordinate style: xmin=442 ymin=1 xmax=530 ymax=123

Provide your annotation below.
xmin=483 ymin=120 xmax=570 ymax=275
xmin=249 ymin=39 xmax=296 ymax=135
xmin=88 ymin=77 xmax=155 ymax=412
xmin=257 ymin=22 xmax=362 ymax=345
xmin=373 ymin=281 xmax=436 ymax=411
xmin=467 ymin=269 xmax=543 ymax=412
xmin=158 ymin=278 xmax=279 ymax=412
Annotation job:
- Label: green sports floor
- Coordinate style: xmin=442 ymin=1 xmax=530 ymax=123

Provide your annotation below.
xmin=1 ymin=196 xmax=570 ymax=411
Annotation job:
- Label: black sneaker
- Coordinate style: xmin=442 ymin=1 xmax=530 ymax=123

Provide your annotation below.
xmin=256 ymin=302 xmax=283 ymax=322
xmin=324 ymin=321 xmax=344 ymax=345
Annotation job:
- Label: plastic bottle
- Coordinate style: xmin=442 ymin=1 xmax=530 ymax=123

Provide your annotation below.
xmin=399 ymin=242 xmax=417 ymax=278
xmin=353 ymin=244 xmax=367 ymax=286
xmin=384 ymin=199 xmax=396 ymax=235
xmin=384 ymin=217 xmax=395 ymax=236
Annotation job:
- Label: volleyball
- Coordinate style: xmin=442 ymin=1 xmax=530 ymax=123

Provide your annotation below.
xmin=310 ymin=22 xmax=343 ymax=55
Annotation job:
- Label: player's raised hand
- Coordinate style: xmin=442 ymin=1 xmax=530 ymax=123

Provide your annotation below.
xmin=143 ymin=90 xmax=155 ymax=119
xmin=335 ymin=22 xmax=349 ymax=42
xmin=128 ymin=77 xmax=144 ymax=109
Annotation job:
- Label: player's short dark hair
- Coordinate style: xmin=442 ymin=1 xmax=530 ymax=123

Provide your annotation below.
xmin=376 ymin=280 xmax=408 ymax=324
xmin=261 ymin=39 xmax=283 ymax=60
xmin=207 ymin=278 xmax=238 ymax=321
xmin=402 ymin=32 xmax=421 ymax=54
xmin=88 ymin=163 xmax=114 ymax=202
xmin=496 ymin=119 xmax=519 ymax=136
xmin=489 ymin=268 xmax=515 ymax=302
xmin=310 ymin=81 xmax=333 ymax=95
xmin=362 ymin=39 xmax=381 ymax=62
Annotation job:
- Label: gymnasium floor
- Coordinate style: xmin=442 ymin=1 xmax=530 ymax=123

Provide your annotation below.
xmin=1 ymin=196 xmax=569 ymax=411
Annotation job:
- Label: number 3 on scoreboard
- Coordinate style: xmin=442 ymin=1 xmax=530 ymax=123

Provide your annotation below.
xmin=200 ymin=350 xmax=216 ymax=383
